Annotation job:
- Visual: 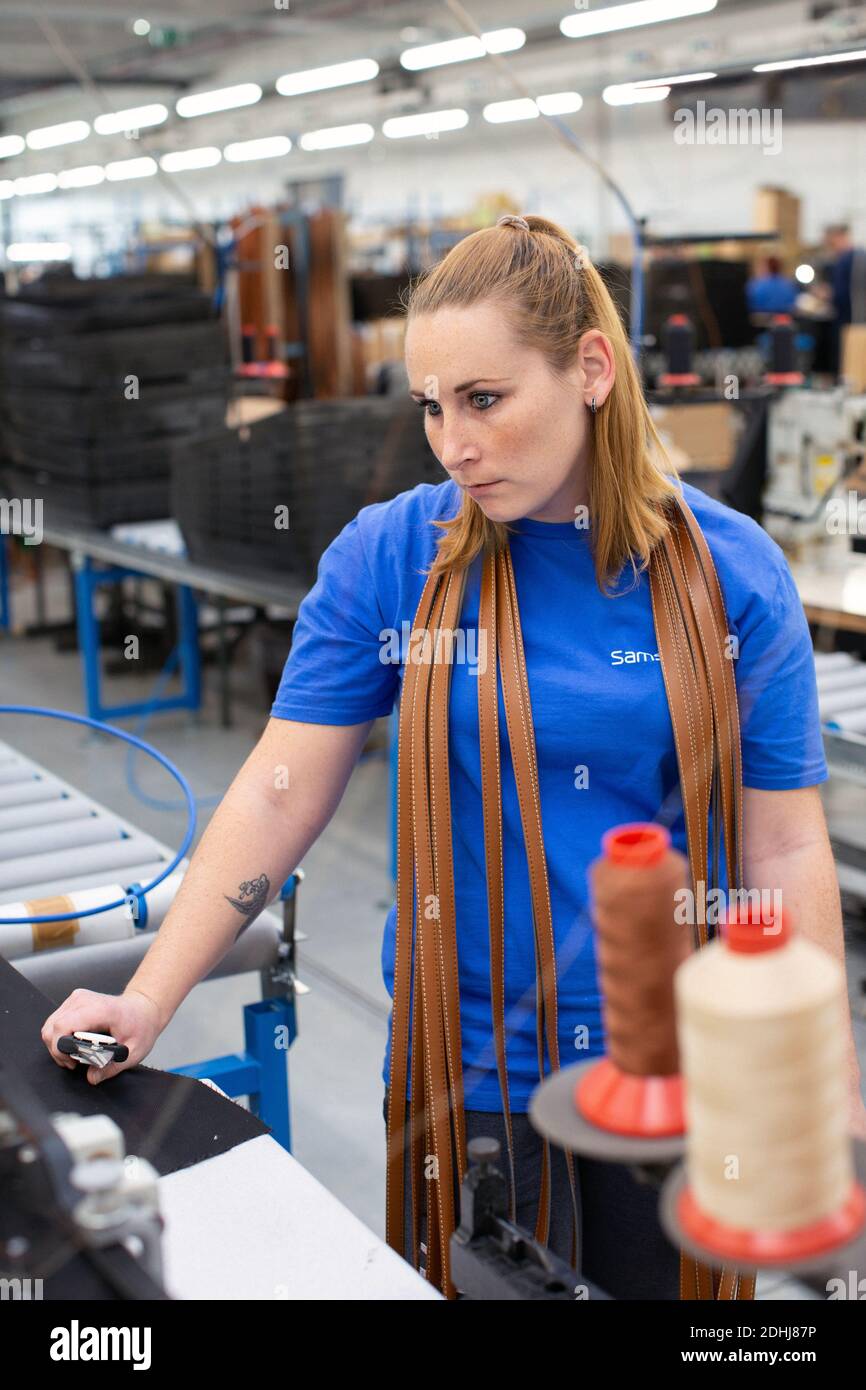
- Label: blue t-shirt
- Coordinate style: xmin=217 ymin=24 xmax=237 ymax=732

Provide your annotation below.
xmin=270 ymin=477 xmax=828 ymax=1111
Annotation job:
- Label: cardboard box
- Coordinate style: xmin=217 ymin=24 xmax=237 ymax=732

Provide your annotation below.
xmin=649 ymin=401 xmax=739 ymax=472
xmin=842 ymin=325 xmax=866 ymax=393
xmin=753 ymin=186 xmax=800 ymax=244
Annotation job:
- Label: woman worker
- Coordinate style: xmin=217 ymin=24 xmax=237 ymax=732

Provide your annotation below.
xmin=41 ymin=214 xmax=866 ymax=1301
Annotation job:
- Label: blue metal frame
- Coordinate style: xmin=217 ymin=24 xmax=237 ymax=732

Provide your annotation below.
xmin=0 ymin=534 xmax=9 ymax=632
xmin=171 ymin=996 xmax=296 ymax=1151
xmin=169 ymin=873 xmax=301 ymax=1151
xmin=73 ymin=555 xmax=201 ymax=722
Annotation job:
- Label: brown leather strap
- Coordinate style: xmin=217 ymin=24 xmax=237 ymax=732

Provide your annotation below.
xmin=494 ymin=546 xmax=580 ymax=1260
xmin=651 ymin=490 xmax=754 ymax=1302
xmin=386 ymin=487 xmax=755 ymax=1301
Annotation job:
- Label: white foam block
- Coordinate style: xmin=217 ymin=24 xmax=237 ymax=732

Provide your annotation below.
xmin=157 ymin=1132 xmax=441 ymax=1301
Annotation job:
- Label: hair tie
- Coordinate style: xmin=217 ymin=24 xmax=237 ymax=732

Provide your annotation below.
xmin=497 ymin=213 xmax=530 ymax=232
xmin=573 ymin=243 xmax=589 ymax=270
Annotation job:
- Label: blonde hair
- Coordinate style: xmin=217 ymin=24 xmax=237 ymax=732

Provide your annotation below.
xmin=401 ymin=213 xmax=680 ymax=596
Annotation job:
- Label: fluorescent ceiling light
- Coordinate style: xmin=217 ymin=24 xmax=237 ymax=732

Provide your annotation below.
xmin=7 ymin=241 xmax=71 ymax=262
xmin=562 ymin=0 xmax=717 ymax=39
xmin=795 ymin=264 xmax=815 ymax=284
xmin=537 ymin=91 xmax=583 ymax=114
xmin=160 ymin=146 xmax=221 ymax=171
xmin=13 ymin=173 xmax=59 ymax=195
xmin=483 ymin=98 xmax=539 ymax=123
xmin=631 ymin=70 xmax=716 ymax=85
xmin=105 ymin=155 xmax=158 ymax=181
xmin=224 ymin=135 xmax=292 ymax=162
xmin=382 ymin=109 xmax=469 ymax=139
xmin=0 ymin=135 xmax=25 ymax=159
xmin=276 ymin=58 xmax=379 ymax=95
xmin=176 ymin=83 xmax=261 ymax=118
xmin=94 ymin=103 xmax=168 ymax=135
xmin=754 ymin=48 xmax=866 ymax=72
xmin=603 ymin=82 xmax=672 ymax=104
xmin=299 ymin=123 xmax=374 ymax=150
xmin=401 ymin=28 xmax=525 ymax=70
xmin=26 ymin=120 xmax=90 ymax=150
xmin=483 ymin=93 xmax=585 ymax=122
xmin=58 ymin=165 xmax=106 ymax=188
xmin=0 ymin=181 xmax=14 ymax=200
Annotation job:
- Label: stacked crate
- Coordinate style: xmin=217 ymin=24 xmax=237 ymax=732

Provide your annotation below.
xmin=172 ymin=395 xmax=443 ymax=584
xmin=0 ymin=274 xmax=228 ymax=527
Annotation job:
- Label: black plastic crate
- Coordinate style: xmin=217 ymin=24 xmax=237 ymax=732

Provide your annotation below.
xmin=1 ymin=463 xmax=171 ymax=527
xmin=172 ymin=398 xmax=442 ymax=583
xmin=0 ymin=318 xmax=226 ymax=390
xmin=0 ymin=419 xmax=186 ymax=481
xmin=0 ymin=373 xmax=229 ymax=444
xmin=0 ymin=273 xmax=215 ymax=335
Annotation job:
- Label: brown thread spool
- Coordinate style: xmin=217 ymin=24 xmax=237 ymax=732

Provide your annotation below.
xmin=576 ymin=822 xmax=692 ymax=1136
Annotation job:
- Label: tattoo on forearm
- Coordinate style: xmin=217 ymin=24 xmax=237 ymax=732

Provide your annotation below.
xmin=225 ymin=874 xmax=270 ymax=939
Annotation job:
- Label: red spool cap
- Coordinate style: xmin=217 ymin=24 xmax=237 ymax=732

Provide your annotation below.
xmin=602 ymin=822 xmax=670 ymax=868
xmin=721 ymin=902 xmax=791 ymax=953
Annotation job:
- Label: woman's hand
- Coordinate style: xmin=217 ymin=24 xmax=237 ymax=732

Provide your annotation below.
xmin=41 ymin=987 xmax=164 ymax=1085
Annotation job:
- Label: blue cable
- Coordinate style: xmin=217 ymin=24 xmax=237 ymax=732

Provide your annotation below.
xmin=123 ymin=641 xmax=222 ymax=814
xmin=0 ymin=705 xmax=196 ymax=925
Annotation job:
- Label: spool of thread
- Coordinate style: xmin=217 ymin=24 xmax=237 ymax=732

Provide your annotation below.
xmin=577 ymin=822 xmax=692 ymax=1136
xmin=659 ymin=315 xmax=700 ymax=386
xmin=241 ymin=323 xmax=257 ymax=365
xmin=674 ymin=903 xmax=866 ymax=1262
xmin=765 ymin=314 xmax=803 ymax=385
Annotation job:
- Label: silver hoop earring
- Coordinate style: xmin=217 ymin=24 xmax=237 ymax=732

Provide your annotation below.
xmin=590 ymin=396 xmax=597 ymax=415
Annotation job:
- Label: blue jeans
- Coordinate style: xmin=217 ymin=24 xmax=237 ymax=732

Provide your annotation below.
xmin=383 ymin=1090 xmax=682 ymax=1299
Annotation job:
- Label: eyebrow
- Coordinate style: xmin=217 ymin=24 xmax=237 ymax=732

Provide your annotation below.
xmin=409 ymin=377 xmax=510 ymax=398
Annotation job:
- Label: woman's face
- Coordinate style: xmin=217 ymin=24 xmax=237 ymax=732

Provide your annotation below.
xmin=405 ymin=300 xmax=614 ymax=524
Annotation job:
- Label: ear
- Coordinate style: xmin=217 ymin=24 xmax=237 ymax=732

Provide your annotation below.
xmin=576 ymin=329 xmax=615 ymax=408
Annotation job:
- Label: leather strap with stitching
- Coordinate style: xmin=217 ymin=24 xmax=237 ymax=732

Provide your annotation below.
xmin=386 ymin=488 xmax=756 ymax=1301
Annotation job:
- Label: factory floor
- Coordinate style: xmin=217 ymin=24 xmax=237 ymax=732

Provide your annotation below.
xmin=3 ymin=560 xmax=865 ymax=1302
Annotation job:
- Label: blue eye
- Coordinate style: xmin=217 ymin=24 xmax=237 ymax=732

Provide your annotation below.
xmin=417 ymin=399 xmax=441 ymax=416
xmin=471 ymin=392 xmax=498 ymax=409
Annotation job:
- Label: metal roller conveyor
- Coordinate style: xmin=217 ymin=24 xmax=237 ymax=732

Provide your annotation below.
xmin=815 ymin=652 xmax=866 ymax=673
xmin=0 ymin=874 xmax=185 ymax=959
xmin=0 ymin=761 xmax=42 ymax=787
xmin=816 ymin=657 xmax=866 ymax=908
xmin=0 ymin=837 xmax=170 ymax=896
xmin=833 ymin=711 xmax=866 ymax=734
xmin=0 ymin=732 xmax=300 ymax=1183
xmin=8 ymin=861 xmax=173 ymax=902
xmin=0 ymin=737 xmax=288 ymax=1008
xmin=0 ymin=798 xmax=93 ymax=833
xmin=0 ymin=816 xmax=127 ymax=863
xmin=0 ymin=778 xmax=70 ymax=808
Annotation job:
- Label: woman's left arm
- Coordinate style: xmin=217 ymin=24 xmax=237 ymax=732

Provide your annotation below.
xmin=743 ymin=784 xmax=866 ymax=1141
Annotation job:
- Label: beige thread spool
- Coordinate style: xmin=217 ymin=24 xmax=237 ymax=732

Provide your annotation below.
xmin=674 ymin=903 xmax=866 ymax=1261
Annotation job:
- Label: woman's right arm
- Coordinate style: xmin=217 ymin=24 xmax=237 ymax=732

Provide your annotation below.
xmin=41 ymin=714 xmax=376 ymax=1080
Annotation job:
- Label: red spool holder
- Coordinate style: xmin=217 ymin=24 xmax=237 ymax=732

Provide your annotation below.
xmin=677 ymin=1182 xmax=866 ymax=1264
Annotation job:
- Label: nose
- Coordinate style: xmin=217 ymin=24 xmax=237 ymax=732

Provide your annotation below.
xmin=437 ymin=418 xmax=480 ymax=475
